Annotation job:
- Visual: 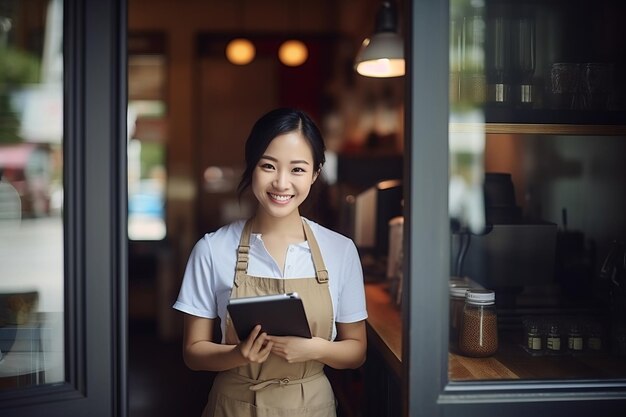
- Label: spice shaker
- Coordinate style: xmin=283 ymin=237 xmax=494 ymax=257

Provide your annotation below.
xmin=459 ymin=289 xmax=498 ymax=357
xmin=546 ymin=320 xmax=563 ymax=355
xmin=567 ymin=321 xmax=584 ymax=354
xmin=523 ymin=316 xmax=544 ymax=356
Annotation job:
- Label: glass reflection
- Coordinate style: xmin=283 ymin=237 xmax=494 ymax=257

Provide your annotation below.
xmin=0 ymin=0 xmax=64 ymax=389
xmin=127 ymin=45 xmax=167 ymax=241
xmin=449 ymin=0 xmax=626 ymax=383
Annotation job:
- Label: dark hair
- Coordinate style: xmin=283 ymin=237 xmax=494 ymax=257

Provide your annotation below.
xmin=237 ymin=108 xmax=326 ymax=195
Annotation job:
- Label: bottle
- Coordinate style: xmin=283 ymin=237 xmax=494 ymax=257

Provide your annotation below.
xmin=586 ymin=320 xmax=603 ymax=352
xmin=567 ymin=321 xmax=584 ymax=354
xmin=459 ymin=289 xmax=498 ymax=357
xmin=523 ymin=317 xmax=544 ymax=356
xmin=546 ymin=321 xmax=563 ymax=355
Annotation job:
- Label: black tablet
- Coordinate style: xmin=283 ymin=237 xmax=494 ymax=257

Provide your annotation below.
xmin=227 ymin=292 xmax=312 ymax=341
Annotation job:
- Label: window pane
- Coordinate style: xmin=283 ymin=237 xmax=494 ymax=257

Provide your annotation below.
xmin=448 ymin=0 xmax=626 ymax=383
xmin=0 ymin=0 xmax=64 ymax=389
xmin=127 ymin=37 xmax=167 ymax=241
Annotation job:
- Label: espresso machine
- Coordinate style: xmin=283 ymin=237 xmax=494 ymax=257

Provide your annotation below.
xmin=452 ymin=173 xmax=557 ymax=308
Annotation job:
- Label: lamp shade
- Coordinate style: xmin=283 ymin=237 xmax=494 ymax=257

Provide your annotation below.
xmin=355 ymin=1 xmax=405 ymax=78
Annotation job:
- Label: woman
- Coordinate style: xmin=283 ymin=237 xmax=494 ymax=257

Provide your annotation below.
xmin=173 ymin=107 xmax=368 ymax=416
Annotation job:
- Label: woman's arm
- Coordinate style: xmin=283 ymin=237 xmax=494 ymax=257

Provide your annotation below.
xmin=182 ymin=314 xmax=274 ymax=372
xmin=268 ymin=320 xmax=367 ymax=369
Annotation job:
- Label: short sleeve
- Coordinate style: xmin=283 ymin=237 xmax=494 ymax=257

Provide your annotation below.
xmin=335 ymin=240 xmax=368 ymax=323
xmin=172 ymin=237 xmax=217 ymax=318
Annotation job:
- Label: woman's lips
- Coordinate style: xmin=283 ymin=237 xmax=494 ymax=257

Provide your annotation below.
xmin=268 ymin=192 xmax=293 ymax=204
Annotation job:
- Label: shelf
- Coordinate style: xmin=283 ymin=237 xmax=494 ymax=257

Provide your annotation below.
xmin=450 ymin=123 xmax=626 ymax=136
xmin=365 ymin=282 xmax=626 ymax=382
xmin=449 ymin=108 xmax=626 ymax=135
xmin=450 ymin=334 xmax=626 ymax=381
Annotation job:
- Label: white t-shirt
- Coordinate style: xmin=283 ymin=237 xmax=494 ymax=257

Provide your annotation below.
xmin=173 ymin=217 xmax=368 ymax=341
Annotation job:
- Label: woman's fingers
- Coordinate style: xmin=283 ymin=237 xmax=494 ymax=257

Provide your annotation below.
xmin=239 ymin=325 xmax=275 ymax=363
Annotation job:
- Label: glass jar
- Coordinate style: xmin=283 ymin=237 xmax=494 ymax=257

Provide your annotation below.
xmin=459 ymin=289 xmax=498 ymax=357
xmin=449 ymin=286 xmax=468 ymax=351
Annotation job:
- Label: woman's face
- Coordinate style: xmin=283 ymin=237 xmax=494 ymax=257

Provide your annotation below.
xmin=251 ymin=131 xmax=318 ymax=220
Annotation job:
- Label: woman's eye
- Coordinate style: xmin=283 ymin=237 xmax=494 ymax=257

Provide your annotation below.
xmin=292 ymin=167 xmax=306 ymax=173
xmin=260 ymin=163 xmax=275 ymax=170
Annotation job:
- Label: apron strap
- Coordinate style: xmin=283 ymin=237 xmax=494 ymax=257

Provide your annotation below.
xmin=302 ymin=219 xmax=329 ymax=284
xmin=226 ymin=370 xmax=325 ymax=391
xmin=234 ymin=218 xmax=330 ymax=286
xmin=234 ymin=219 xmax=254 ymax=287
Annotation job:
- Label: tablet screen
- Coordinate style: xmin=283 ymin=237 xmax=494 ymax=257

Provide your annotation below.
xmin=227 ymin=293 xmax=312 ymax=340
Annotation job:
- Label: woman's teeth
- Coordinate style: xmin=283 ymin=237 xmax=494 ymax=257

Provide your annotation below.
xmin=269 ymin=193 xmax=291 ymax=201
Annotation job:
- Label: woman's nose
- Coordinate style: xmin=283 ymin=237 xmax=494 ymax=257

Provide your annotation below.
xmin=272 ymin=171 xmax=289 ymax=189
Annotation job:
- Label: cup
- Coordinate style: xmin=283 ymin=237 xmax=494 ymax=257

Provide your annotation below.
xmin=581 ymin=63 xmax=613 ymax=110
xmin=550 ymin=63 xmax=581 ymax=109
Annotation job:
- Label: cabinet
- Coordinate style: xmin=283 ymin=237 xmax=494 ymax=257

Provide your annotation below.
xmin=402 ymin=0 xmax=626 ymax=416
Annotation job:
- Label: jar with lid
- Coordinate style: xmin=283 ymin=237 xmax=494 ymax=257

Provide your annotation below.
xmin=449 ymin=286 xmax=468 ymax=351
xmin=459 ymin=289 xmax=498 ymax=357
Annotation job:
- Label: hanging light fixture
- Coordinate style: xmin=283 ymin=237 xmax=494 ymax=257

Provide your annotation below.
xmin=354 ymin=1 xmax=405 ymax=78
xmin=226 ymin=38 xmax=256 ymax=65
xmin=278 ymin=39 xmax=308 ymax=67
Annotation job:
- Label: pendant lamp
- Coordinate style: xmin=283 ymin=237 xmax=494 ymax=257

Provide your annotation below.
xmin=355 ymin=1 xmax=405 ymax=78
xmin=226 ymin=38 xmax=256 ymax=65
xmin=278 ymin=39 xmax=308 ymax=67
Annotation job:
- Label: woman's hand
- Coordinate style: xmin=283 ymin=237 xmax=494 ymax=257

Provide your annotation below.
xmin=237 ymin=325 xmax=274 ymax=364
xmin=266 ymin=335 xmax=325 ymax=363
xmin=268 ymin=321 xmax=367 ymax=369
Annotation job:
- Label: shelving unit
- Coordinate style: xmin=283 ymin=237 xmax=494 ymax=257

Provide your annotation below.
xmin=450 ymin=122 xmax=626 ymax=136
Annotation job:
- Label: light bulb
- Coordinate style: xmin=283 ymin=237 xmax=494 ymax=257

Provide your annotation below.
xmin=278 ymin=40 xmax=308 ymax=67
xmin=226 ymin=38 xmax=255 ymax=65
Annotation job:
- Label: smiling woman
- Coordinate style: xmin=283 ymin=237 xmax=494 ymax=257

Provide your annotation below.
xmin=172 ymin=108 xmax=368 ymax=417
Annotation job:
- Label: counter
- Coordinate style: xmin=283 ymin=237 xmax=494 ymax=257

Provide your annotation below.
xmin=365 ymin=282 xmax=626 ymax=381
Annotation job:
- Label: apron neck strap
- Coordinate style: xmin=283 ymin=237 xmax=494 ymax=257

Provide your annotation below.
xmin=234 ymin=219 xmax=254 ymax=287
xmin=302 ymin=219 xmax=329 ymax=284
xmin=234 ymin=217 xmax=329 ymax=286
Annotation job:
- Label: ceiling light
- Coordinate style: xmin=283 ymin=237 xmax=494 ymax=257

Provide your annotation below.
xmin=355 ymin=1 xmax=405 ymax=78
xmin=226 ymin=38 xmax=256 ymax=65
xmin=278 ymin=40 xmax=308 ymax=67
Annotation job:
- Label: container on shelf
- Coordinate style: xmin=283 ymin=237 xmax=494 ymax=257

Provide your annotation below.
xmin=459 ymin=289 xmax=499 ymax=357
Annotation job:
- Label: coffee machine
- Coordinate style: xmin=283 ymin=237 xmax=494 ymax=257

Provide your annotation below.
xmin=452 ymin=173 xmax=557 ymax=307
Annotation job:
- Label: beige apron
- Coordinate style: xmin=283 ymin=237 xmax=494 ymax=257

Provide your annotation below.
xmin=202 ymin=218 xmax=336 ymax=417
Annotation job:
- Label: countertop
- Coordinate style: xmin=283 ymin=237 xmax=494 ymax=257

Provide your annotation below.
xmin=364 ymin=282 xmax=626 ymax=381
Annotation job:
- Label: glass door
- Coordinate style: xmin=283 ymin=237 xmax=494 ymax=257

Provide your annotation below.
xmin=404 ymin=0 xmax=626 ymax=415
xmin=0 ymin=0 xmax=64 ymax=390
xmin=448 ymin=0 xmax=626 ymax=383
xmin=0 ymin=0 xmax=127 ymax=415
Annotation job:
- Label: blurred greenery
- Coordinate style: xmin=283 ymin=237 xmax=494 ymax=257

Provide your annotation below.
xmin=0 ymin=47 xmax=41 ymax=144
xmin=0 ymin=47 xmax=41 ymax=85
xmin=140 ymin=142 xmax=165 ymax=177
